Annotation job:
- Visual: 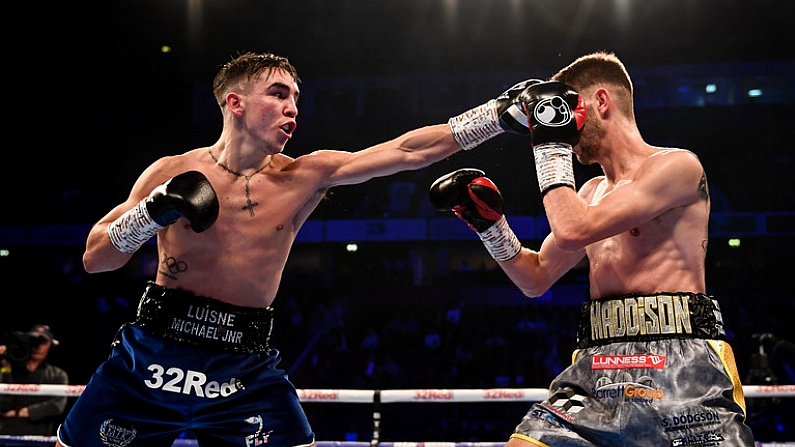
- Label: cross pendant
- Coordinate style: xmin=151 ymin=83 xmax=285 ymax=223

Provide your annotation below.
xmin=243 ymin=199 xmax=259 ymax=217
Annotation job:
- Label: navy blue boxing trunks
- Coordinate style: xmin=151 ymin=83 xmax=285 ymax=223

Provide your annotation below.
xmin=57 ymin=282 xmax=315 ymax=447
xmin=511 ymin=292 xmax=755 ymax=447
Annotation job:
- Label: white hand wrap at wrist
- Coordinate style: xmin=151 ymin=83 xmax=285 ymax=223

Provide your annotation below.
xmin=107 ymin=200 xmax=164 ymax=254
xmin=448 ymin=99 xmax=504 ymax=150
xmin=478 ymin=216 xmax=522 ymax=261
xmin=533 ymin=143 xmax=575 ymax=194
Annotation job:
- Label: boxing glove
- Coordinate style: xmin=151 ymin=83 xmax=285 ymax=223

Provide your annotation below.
xmin=496 ymin=78 xmax=543 ymax=134
xmin=146 ymin=171 xmax=219 ymax=232
xmin=448 ymin=79 xmax=542 ymax=150
xmin=108 ymin=171 xmax=219 ymax=254
xmin=429 ymin=168 xmax=502 ymax=232
xmin=519 ymin=81 xmax=587 ymax=195
xmin=430 ymin=168 xmax=522 ymax=261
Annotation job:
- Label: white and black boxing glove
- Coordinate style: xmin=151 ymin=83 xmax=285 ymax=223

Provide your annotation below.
xmin=448 ymin=78 xmax=542 ymax=150
xmin=519 ymin=81 xmax=587 ymax=195
xmin=107 ymin=171 xmax=219 ymax=254
xmin=429 ymin=168 xmax=522 ymax=261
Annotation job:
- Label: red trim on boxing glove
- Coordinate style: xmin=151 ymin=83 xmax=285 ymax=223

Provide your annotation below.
xmin=573 ymin=95 xmax=587 ymax=131
xmin=467 ymin=177 xmax=503 ymax=222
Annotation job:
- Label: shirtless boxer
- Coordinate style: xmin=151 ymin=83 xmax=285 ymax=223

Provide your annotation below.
xmin=55 ymin=52 xmax=537 ymax=447
xmin=430 ymin=52 xmax=756 ymax=446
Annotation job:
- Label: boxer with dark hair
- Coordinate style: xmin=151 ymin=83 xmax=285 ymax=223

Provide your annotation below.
xmin=56 ymin=51 xmax=538 ymax=447
xmin=432 ymin=53 xmax=755 ymax=446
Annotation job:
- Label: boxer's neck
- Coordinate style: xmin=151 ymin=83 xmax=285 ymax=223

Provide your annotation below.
xmin=208 ymin=148 xmax=272 ymax=216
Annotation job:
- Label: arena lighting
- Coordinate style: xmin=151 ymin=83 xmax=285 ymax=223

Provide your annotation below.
xmin=705 ymin=83 xmax=717 ymax=94
xmin=0 ymin=249 xmax=8 ymax=257
xmin=346 ymin=243 xmax=358 ymax=252
xmin=748 ymin=89 xmax=763 ymax=97
xmin=728 ymin=238 xmax=741 ymax=248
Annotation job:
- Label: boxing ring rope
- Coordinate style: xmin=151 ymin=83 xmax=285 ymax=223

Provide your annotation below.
xmin=1 ymin=385 xmax=793 ymax=446
xmin=3 ymin=384 xmax=793 ymax=399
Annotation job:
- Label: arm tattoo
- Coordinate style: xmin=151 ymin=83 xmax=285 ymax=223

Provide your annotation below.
xmin=700 ymin=171 xmax=710 ymax=254
xmin=699 ymin=171 xmax=710 ymax=202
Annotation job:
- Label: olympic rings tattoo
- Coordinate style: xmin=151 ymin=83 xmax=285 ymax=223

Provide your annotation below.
xmin=160 ymin=253 xmax=187 ymax=280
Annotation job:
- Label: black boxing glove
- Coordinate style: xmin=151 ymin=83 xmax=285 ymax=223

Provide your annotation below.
xmin=448 ymin=79 xmax=543 ymax=150
xmin=146 ymin=171 xmax=219 ymax=232
xmin=496 ymin=78 xmax=543 ymax=134
xmin=430 ymin=168 xmax=522 ymax=261
xmin=108 ymin=171 xmax=219 ymax=254
xmin=519 ymin=81 xmax=587 ymax=195
xmin=430 ymin=168 xmax=502 ymax=232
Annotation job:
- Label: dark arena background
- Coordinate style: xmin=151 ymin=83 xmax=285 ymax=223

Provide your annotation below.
xmin=1 ymin=0 xmax=794 ymax=445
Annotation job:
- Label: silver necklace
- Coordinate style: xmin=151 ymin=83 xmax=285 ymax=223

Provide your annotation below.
xmin=208 ymin=148 xmax=271 ymax=217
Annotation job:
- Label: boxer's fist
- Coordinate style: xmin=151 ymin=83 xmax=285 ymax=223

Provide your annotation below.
xmin=429 ymin=168 xmax=504 ymax=233
xmin=520 ymin=81 xmax=586 ymax=148
xmin=448 ymin=79 xmax=541 ymax=150
xmin=108 ymin=171 xmax=219 ymax=254
xmin=496 ymin=79 xmax=543 ymax=134
xmin=146 ymin=171 xmax=219 ymax=233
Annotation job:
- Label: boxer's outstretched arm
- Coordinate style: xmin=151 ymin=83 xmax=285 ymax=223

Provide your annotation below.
xmin=308 ymin=78 xmax=543 ymax=188
xmin=309 ymin=124 xmax=459 ymax=188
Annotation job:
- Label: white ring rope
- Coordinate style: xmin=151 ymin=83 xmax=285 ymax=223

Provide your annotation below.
xmin=0 ymin=387 xmax=793 ymax=447
xmin=1 ymin=384 xmax=793 ymax=400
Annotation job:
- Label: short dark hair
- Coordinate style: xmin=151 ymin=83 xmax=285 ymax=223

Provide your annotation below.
xmin=552 ymin=51 xmax=634 ymax=118
xmin=212 ymin=52 xmax=300 ymax=106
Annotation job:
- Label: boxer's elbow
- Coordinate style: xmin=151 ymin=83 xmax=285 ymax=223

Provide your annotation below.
xmin=518 ymin=285 xmax=550 ymax=299
xmin=551 ymin=225 xmax=589 ymax=252
xmin=546 ymin=201 xmax=593 ymax=251
xmin=512 ymin=274 xmax=553 ymax=298
xmin=82 ymin=252 xmax=103 ymax=273
xmin=503 ymin=250 xmax=554 ymax=298
xmin=83 ymin=248 xmax=125 ymax=273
